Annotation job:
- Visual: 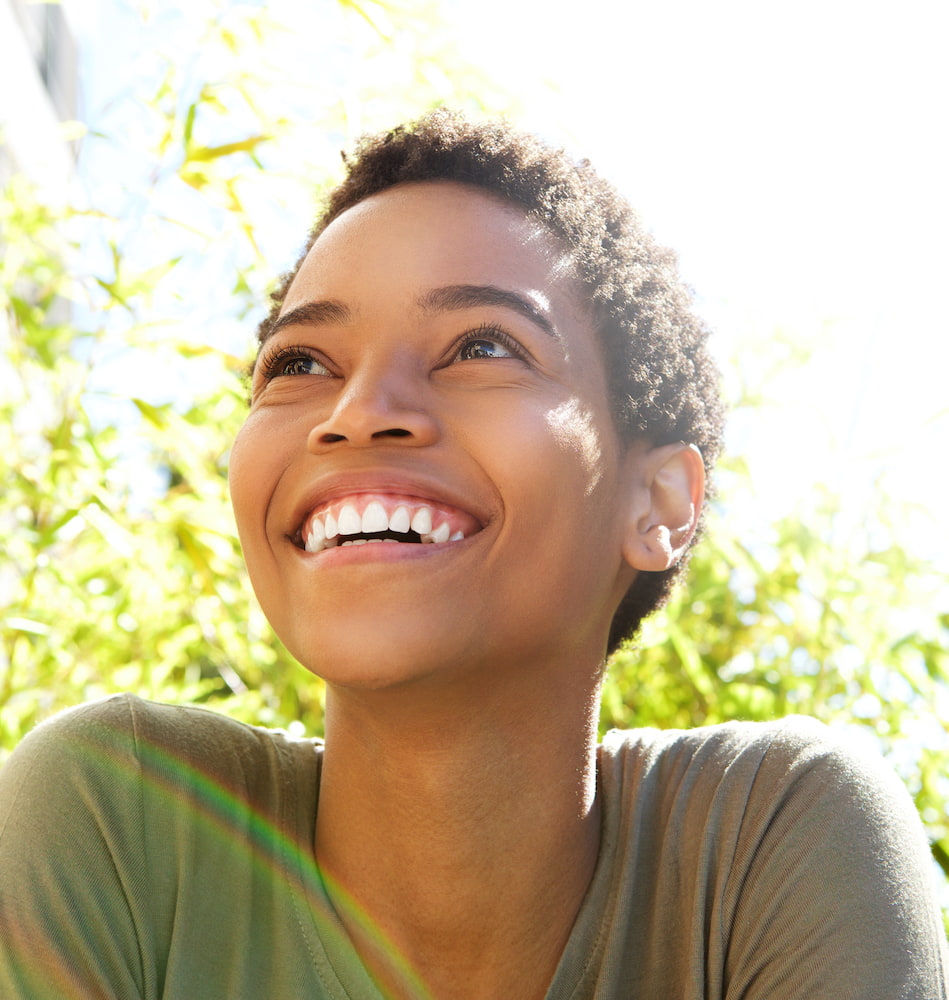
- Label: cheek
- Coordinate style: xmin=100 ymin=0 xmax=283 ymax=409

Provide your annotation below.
xmin=544 ymin=398 xmax=608 ymax=496
xmin=228 ymin=415 xmax=274 ymax=541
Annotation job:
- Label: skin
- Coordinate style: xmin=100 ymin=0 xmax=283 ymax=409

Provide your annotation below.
xmin=229 ymin=181 xmax=704 ymax=1000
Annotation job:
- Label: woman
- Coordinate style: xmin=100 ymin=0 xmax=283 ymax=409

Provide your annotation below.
xmin=1 ymin=109 xmax=946 ymax=999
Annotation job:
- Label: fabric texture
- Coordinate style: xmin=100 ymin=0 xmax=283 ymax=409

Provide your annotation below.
xmin=1 ymin=694 xmax=946 ymax=999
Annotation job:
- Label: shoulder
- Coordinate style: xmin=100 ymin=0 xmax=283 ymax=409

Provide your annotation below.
xmin=1 ymin=694 xmax=321 ymax=826
xmin=601 ymin=718 xmax=948 ymax=996
xmin=601 ymin=715 xmax=934 ymax=888
xmin=5 ymin=692 xmax=321 ymax=756
xmin=0 ymin=697 xmax=320 ymax=997
xmin=602 ymin=714 xmax=909 ymax=811
xmin=604 ymin=711 xmax=861 ymax=765
xmin=1 ymin=695 xmax=323 ymax=912
xmin=0 ymin=695 xmax=142 ymax=814
xmin=4 ymin=695 xmax=222 ymax=775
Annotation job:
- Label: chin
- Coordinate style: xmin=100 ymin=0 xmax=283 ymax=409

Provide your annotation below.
xmin=286 ymin=627 xmax=463 ymax=692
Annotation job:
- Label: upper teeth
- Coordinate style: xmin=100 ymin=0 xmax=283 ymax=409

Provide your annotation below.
xmin=303 ymin=500 xmax=466 ymax=553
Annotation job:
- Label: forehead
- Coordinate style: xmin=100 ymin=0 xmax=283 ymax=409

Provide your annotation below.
xmin=281 ymin=181 xmax=586 ymax=326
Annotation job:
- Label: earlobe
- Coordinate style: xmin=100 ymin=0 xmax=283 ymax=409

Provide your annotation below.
xmin=622 ymin=443 xmax=705 ymax=572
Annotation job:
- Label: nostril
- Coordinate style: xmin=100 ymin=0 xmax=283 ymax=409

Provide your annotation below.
xmin=316 ymin=428 xmax=411 ymax=446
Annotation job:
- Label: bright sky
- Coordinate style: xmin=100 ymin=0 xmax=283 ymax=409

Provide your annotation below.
xmin=445 ymin=0 xmax=949 ymax=542
xmin=62 ymin=0 xmax=949 ymax=551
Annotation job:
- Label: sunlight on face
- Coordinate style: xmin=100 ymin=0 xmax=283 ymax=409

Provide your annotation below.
xmin=545 ymin=398 xmax=606 ymax=497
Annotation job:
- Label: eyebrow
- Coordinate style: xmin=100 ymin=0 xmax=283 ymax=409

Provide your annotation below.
xmin=260 ymin=283 xmax=559 ymax=345
xmin=262 ymin=299 xmax=352 ymax=343
xmin=418 ymin=284 xmax=558 ymax=339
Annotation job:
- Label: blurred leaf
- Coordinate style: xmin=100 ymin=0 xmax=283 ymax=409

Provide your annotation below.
xmin=186 ymin=134 xmax=270 ymax=163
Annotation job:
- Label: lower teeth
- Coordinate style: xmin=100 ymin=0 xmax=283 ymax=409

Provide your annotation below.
xmin=308 ymin=529 xmax=465 ymax=552
xmin=340 ymin=538 xmax=400 ymax=547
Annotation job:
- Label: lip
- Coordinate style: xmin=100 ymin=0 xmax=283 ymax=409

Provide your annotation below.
xmin=282 ymin=468 xmax=491 ymax=550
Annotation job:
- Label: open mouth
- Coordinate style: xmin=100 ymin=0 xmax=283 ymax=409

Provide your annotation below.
xmin=296 ymin=496 xmax=479 ymax=553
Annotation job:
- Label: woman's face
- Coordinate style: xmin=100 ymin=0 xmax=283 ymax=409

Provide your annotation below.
xmin=229 ymin=181 xmax=639 ymax=689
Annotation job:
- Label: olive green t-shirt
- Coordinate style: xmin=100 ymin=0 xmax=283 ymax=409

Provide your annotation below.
xmin=1 ymin=695 xmax=946 ymax=998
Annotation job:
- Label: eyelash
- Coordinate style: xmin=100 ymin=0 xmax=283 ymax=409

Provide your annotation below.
xmin=453 ymin=324 xmax=526 ymax=362
xmin=257 ymin=343 xmax=326 ymax=380
xmin=256 ymin=324 xmax=528 ymax=381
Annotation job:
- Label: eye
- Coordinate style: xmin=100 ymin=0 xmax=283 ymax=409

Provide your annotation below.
xmin=453 ymin=327 xmax=525 ymax=363
xmin=279 ymin=356 xmax=329 ymax=376
xmin=258 ymin=344 xmax=332 ymax=379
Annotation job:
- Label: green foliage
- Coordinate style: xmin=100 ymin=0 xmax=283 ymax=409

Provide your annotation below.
xmin=0 ymin=178 xmax=316 ymax=740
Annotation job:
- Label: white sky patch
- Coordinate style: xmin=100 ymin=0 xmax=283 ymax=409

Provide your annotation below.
xmin=447 ymin=0 xmax=949 ymax=547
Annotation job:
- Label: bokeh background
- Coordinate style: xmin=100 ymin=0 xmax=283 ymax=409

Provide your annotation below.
xmin=1 ymin=0 xmax=947 ymax=920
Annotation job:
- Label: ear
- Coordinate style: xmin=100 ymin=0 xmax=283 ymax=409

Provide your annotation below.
xmin=621 ymin=443 xmax=705 ymax=573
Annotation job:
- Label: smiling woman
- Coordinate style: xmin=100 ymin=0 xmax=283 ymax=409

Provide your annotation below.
xmin=230 ymin=179 xmax=643 ymax=687
xmin=1 ymin=110 xmax=946 ymax=1000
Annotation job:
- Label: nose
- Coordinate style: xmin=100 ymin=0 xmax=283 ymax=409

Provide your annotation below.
xmin=306 ymin=363 xmax=440 ymax=452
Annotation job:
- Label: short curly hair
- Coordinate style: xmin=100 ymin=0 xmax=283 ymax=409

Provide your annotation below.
xmin=258 ymin=109 xmax=725 ymax=653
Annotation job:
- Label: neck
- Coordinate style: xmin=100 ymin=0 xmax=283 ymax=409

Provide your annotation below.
xmin=314 ymin=665 xmax=603 ymax=1000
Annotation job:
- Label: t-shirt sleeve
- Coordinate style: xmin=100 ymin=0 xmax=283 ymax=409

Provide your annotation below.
xmin=0 ymin=696 xmax=151 ymax=1000
xmin=723 ymin=718 xmax=948 ymax=1000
